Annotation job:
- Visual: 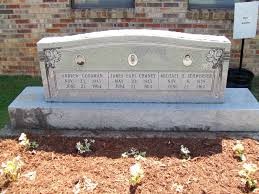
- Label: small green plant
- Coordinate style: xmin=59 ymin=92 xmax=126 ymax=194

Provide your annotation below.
xmin=180 ymin=145 xmax=191 ymax=160
xmin=129 ymin=163 xmax=144 ymax=186
xmin=1 ymin=156 xmax=24 ymax=182
xmin=18 ymin=133 xmax=39 ymax=150
xmin=233 ymin=141 xmax=246 ymax=161
xmin=121 ymin=147 xmax=146 ymax=160
xmin=76 ymin=139 xmax=95 ymax=154
xmin=239 ymin=163 xmax=258 ymax=192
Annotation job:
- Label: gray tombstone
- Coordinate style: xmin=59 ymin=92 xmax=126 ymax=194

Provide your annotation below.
xmin=8 ymin=30 xmax=259 ymax=132
xmin=37 ymin=30 xmax=231 ymax=103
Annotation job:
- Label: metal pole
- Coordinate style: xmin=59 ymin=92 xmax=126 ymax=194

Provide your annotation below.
xmin=239 ymin=38 xmax=245 ymax=71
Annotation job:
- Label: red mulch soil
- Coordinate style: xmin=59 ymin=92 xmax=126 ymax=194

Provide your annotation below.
xmin=0 ymin=136 xmax=259 ymax=194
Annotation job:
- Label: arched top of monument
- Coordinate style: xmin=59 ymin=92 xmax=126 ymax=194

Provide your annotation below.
xmin=37 ymin=29 xmax=231 ymax=46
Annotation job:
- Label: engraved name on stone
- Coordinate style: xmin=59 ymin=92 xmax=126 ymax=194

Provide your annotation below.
xmin=56 ymin=72 xmax=108 ymax=90
xmin=56 ymin=72 xmax=213 ymax=91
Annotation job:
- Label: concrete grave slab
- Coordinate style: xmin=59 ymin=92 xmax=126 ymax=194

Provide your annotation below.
xmin=8 ymin=87 xmax=259 ymax=132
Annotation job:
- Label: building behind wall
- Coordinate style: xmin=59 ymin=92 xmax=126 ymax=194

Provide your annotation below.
xmin=0 ymin=0 xmax=258 ymax=75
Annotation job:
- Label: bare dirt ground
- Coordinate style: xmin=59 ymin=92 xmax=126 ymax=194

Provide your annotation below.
xmin=0 ymin=135 xmax=258 ymax=194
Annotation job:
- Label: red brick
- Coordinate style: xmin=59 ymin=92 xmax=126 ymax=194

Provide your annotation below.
xmin=8 ymin=15 xmax=21 ymax=19
xmin=26 ymin=43 xmax=36 ymax=47
xmin=60 ymin=19 xmax=75 ymax=23
xmin=83 ymin=23 xmax=98 ymax=27
xmin=0 ymin=10 xmax=13 ymax=14
xmin=40 ymin=4 xmax=50 ymax=8
xmin=0 ymin=0 xmax=258 ymax=76
xmin=46 ymin=28 xmax=61 ymax=33
xmin=25 ymin=24 xmax=38 ymax=28
xmin=117 ymin=23 xmax=129 ymax=27
xmin=20 ymin=57 xmax=34 ymax=61
xmin=145 ymin=23 xmax=161 ymax=28
xmin=146 ymin=3 xmax=162 ymax=7
xmin=193 ymin=24 xmax=208 ymax=28
xmin=15 ymin=19 xmax=30 ymax=24
xmin=43 ymin=0 xmax=57 ymax=2
xmin=0 ymin=57 xmax=7 ymax=61
xmin=6 ymin=4 xmax=20 ymax=8
xmin=170 ymin=29 xmax=185 ymax=32
xmin=136 ymin=18 xmax=153 ymax=23
xmin=135 ymin=3 xmax=146 ymax=7
xmin=178 ymin=24 xmax=192 ymax=28
xmin=163 ymin=3 xmax=178 ymax=7
xmin=53 ymin=23 xmax=67 ymax=28
xmin=17 ymin=29 xmax=31 ymax=33
xmin=121 ymin=18 xmax=136 ymax=22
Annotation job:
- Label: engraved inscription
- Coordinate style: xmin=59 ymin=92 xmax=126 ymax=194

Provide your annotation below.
xmin=55 ymin=72 xmax=213 ymax=91
xmin=109 ymin=72 xmax=158 ymax=90
xmin=56 ymin=72 xmax=108 ymax=90
xmin=159 ymin=72 xmax=213 ymax=91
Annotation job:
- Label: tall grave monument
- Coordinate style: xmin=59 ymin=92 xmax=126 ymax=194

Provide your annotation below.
xmin=8 ymin=30 xmax=259 ymax=131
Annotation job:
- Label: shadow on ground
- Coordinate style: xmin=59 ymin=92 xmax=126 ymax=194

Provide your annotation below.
xmin=6 ymin=134 xmax=224 ymax=159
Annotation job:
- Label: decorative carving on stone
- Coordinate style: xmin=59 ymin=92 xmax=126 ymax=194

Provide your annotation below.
xmin=44 ymin=48 xmax=61 ymax=69
xmin=206 ymin=49 xmax=224 ymax=69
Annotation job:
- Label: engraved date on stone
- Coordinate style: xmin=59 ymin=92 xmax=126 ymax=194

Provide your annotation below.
xmin=55 ymin=71 xmax=213 ymax=91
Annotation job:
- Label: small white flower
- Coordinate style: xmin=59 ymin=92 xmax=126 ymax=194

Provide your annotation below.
xmin=243 ymin=163 xmax=257 ymax=174
xmin=180 ymin=145 xmax=190 ymax=155
xmin=76 ymin=139 xmax=95 ymax=154
xmin=73 ymin=181 xmax=81 ymax=194
xmin=76 ymin=142 xmax=82 ymax=149
xmin=233 ymin=143 xmax=244 ymax=151
xmin=173 ymin=183 xmax=184 ymax=193
xmin=129 ymin=163 xmax=144 ymax=186
xmin=18 ymin=133 xmax=30 ymax=147
xmin=121 ymin=153 xmax=128 ymax=158
xmin=18 ymin=133 xmax=27 ymax=141
xmin=233 ymin=141 xmax=246 ymax=161
xmin=130 ymin=163 xmax=144 ymax=177
xmin=233 ymin=141 xmax=245 ymax=154
xmin=89 ymin=139 xmax=95 ymax=144
xmin=239 ymin=169 xmax=247 ymax=178
xmin=76 ymin=142 xmax=84 ymax=154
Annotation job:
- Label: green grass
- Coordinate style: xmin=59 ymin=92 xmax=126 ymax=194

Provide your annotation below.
xmin=0 ymin=75 xmax=259 ymax=129
xmin=0 ymin=76 xmax=42 ymax=128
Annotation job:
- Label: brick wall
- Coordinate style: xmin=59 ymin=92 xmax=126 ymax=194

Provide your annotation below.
xmin=0 ymin=0 xmax=258 ymax=75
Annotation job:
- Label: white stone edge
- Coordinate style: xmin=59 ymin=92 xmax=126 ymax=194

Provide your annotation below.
xmin=37 ymin=29 xmax=231 ymax=45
